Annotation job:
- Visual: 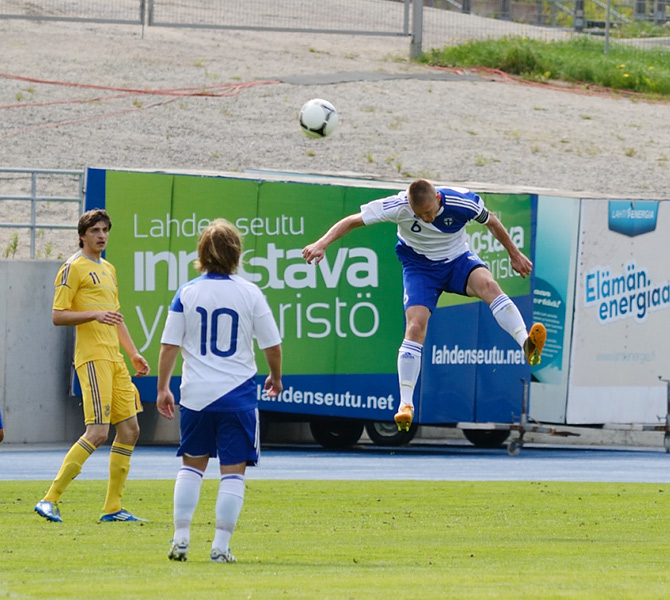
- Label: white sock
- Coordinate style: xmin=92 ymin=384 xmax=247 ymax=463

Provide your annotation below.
xmin=397 ymin=340 xmax=423 ymax=408
xmin=489 ymin=294 xmax=527 ymax=347
xmin=213 ymin=474 xmax=245 ymax=551
xmin=173 ymin=466 xmax=204 ymax=542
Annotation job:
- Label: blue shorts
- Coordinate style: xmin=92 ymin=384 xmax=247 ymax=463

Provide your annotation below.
xmin=400 ymin=249 xmax=487 ymax=312
xmin=0 ymin=406 xmax=3 ymax=429
xmin=178 ymin=405 xmax=260 ymax=467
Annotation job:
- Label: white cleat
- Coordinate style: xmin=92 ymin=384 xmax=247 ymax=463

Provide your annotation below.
xmin=210 ymin=548 xmax=236 ymax=563
xmin=168 ymin=538 xmax=189 ymax=562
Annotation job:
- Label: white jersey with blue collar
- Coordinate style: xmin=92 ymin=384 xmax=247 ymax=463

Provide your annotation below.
xmin=160 ymin=272 xmax=281 ymax=411
xmin=360 ymin=187 xmax=489 ymax=262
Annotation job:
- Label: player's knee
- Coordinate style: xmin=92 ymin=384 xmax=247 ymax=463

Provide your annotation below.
xmin=128 ymin=427 xmax=140 ymax=445
xmin=85 ymin=432 xmax=106 ymax=448
xmin=118 ymin=420 xmax=140 ymax=445
xmin=405 ymin=320 xmax=428 ymax=342
xmin=84 ymin=424 xmax=110 ymax=447
xmin=478 ymin=279 xmax=503 ymax=302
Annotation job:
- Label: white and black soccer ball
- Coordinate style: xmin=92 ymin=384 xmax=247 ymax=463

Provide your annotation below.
xmin=299 ymin=98 xmax=339 ymax=138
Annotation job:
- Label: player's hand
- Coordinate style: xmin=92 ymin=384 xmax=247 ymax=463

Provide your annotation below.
xmin=302 ymin=243 xmax=325 ymax=265
xmin=131 ymin=353 xmax=150 ymax=377
xmin=264 ymin=374 xmax=282 ymax=398
xmin=511 ymin=252 xmax=533 ymax=279
xmin=156 ymin=389 xmax=175 ymax=420
xmin=96 ymin=310 xmax=124 ymax=326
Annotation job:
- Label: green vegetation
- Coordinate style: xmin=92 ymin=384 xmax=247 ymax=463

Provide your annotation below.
xmin=617 ymin=19 xmax=670 ymax=39
xmin=422 ymin=36 xmax=670 ymax=96
xmin=1 ymin=479 xmax=669 ymax=599
xmin=3 ymin=232 xmax=19 ymax=258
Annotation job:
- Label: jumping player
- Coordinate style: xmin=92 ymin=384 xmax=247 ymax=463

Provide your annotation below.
xmin=156 ymin=219 xmax=282 ymax=563
xmin=302 ymin=179 xmax=546 ymax=431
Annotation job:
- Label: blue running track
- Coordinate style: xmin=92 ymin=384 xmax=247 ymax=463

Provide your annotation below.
xmin=1 ymin=442 xmax=669 ymax=482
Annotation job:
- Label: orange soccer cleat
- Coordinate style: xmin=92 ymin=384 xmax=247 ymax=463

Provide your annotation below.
xmin=523 ymin=323 xmax=547 ymax=366
xmin=394 ymin=404 xmax=414 ymax=432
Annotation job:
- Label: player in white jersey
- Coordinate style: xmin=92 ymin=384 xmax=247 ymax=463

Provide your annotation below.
xmin=303 ymin=179 xmax=546 ymax=431
xmin=157 ymin=219 xmax=282 ymax=564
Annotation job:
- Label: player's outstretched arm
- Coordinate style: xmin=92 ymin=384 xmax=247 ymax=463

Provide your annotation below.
xmin=302 ymin=213 xmax=365 ymax=264
xmin=156 ymin=343 xmax=180 ymax=419
xmin=485 ymin=214 xmax=532 ymax=278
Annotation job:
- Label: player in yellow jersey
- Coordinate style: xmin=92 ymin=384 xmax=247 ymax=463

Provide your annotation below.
xmin=35 ymin=209 xmax=150 ymax=523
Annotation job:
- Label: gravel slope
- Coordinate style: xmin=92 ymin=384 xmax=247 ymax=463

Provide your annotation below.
xmin=1 ymin=16 xmax=669 ymax=202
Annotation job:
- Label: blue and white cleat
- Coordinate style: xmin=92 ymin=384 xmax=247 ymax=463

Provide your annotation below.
xmin=99 ymin=509 xmax=147 ymax=522
xmin=34 ymin=500 xmax=63 ymax=522
xmin=210 ymin=548 xmax=236 ymax=563
xmin=168 ymin=538 xmax=189 ymax=562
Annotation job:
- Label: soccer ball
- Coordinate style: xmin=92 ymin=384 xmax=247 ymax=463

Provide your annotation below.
xmin=299 ymin=98 xmax=339 ymax=138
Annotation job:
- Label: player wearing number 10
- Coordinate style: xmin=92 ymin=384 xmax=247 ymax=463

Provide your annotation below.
xmin=157 ymin=218 xmax=282 ymax=564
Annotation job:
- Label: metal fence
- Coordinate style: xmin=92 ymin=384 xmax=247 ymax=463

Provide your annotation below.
xmin=425 ymin=0 xmax=670 ymax=27
xmin=0 ymin=0 xmax=412 ymax=35
xmin=419 ymin=0 xmax=670 ymax=50
xmin=0 ymin=169 xmax=84 ymax=260
xmin=147 ymin=0 xmax=412 ymax=36
xmin=0 ymin=0 xmax=144 ymax=24
xmin=1 ymin=0 xmax=669 ymax=53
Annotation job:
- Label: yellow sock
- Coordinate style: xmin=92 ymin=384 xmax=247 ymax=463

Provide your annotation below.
xmin=43 ymin=437 xmax=96 ymax=502
xmin=102 ymin=442 xmax=134 ymax=515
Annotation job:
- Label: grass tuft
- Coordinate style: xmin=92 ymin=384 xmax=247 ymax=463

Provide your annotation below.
xmin=422 ymin=36 xmax=670 ymax=97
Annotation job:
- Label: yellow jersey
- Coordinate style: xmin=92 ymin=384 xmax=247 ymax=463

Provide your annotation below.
xmin=53 ymin=251 xmax=124 ymax=368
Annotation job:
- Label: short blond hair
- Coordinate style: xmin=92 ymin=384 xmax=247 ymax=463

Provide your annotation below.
xmin=407 ymin=179 xmax=437 ymax=209
xmin=194 ymin=219 xmax=242 ymax=275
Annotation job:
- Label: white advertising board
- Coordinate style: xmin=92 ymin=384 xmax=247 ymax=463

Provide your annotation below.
xmin=568 ymin=199 xmax=669 ymax=424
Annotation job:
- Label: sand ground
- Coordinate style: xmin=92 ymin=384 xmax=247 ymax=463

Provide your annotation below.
xmin=0 ymin=13 xmax=668 ymax=258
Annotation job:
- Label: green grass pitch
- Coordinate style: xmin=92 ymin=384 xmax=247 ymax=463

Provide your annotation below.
xmin=1 ymin=480 xmax=669 ymax=599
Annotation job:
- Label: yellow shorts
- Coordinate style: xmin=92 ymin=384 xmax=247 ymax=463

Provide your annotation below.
xmin=76 ymin=360 xmax=143 ymax=426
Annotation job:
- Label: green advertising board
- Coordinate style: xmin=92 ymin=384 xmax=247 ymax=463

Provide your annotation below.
xmin=86 ymin=168 xmax=404 ymax=420
xmin=85 ymin=168 xmax=534 ymax=424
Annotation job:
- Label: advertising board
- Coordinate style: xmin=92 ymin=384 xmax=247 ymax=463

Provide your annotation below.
xmin=86 ymin=168 xmax=537 ymax=426
xmin=528 ymin=195 xmax=581 ymax=423
xmin=86 ymin=168 xmax=404 ymax=422
xmin=567 ymin=199 xmax=670 ymax=424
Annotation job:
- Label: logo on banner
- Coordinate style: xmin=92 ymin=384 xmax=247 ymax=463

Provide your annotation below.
xmin=608 ymin=200 xmax=658 ymax=237
xmin=584 ymin=261 xmax=670 ymax=323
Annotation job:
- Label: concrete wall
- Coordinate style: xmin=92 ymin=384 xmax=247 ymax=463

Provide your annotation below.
xmin=0 ymin=261 xmax=80 ymax=443
xmin=0 ymin=260 xmax=181 ymax=445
